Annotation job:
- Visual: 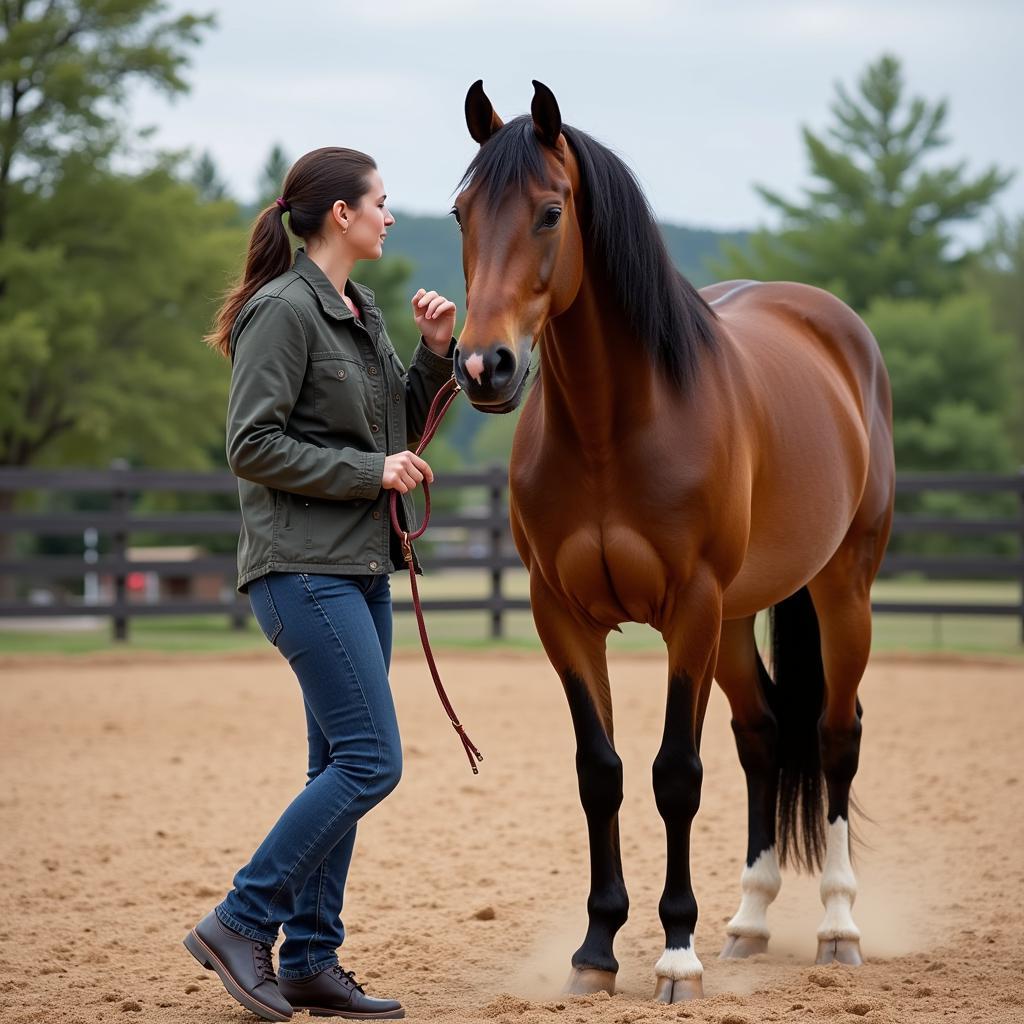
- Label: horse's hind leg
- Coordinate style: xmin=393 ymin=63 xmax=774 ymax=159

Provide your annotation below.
xmin=807 ymin=549 xmax=875 ymax=967
xmin=715 ymin=616 xmax=782 ymax=959
xmin=530 ymin=575 xmax=626 ymax=997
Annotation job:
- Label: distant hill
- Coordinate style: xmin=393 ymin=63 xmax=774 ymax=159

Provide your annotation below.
xmin=659 ymin=223 xmax=750 ymax=287
xmin=383 ymin=211 xmax=749 ymax=305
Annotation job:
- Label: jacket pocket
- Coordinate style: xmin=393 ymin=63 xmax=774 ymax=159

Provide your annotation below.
xmin=310 ymin=352 xmax=372 ymax=431
xmin=276 ymin=492 xmax=307 ymax=562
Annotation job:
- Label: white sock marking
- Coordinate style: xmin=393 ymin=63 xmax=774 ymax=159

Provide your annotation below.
xmin=725 ymin=846 xmax=782 ymax=939
xmin=654 ymin=941 xmax=703 ymax=980
xmin=817 ymin=816 xmax=860 ymax=940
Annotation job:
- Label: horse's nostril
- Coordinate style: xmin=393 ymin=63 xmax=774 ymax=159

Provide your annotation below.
xmin=492 ymin=346 xmax=516 ymax=388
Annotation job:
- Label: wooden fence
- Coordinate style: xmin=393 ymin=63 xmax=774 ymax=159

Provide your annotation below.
xmin=0 ymin=467 xmax=1021 ymax=641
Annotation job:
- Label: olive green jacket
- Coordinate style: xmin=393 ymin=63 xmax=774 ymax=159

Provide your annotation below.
xmin=226 ymin=249 xmax=456 ymax=592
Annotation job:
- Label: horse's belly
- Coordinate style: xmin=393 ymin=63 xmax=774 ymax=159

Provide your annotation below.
xmin=551 ymin=523 xmax=669 ymax=627
xmin=722 ymin=436 xmax=867 ymax=618
xmin=722 ymin=543 xmax=838 ymax=619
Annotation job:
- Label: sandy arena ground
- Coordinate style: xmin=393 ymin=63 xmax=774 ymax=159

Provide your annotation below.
xmin=1 ymin=648 xmax=1023 ymax=1024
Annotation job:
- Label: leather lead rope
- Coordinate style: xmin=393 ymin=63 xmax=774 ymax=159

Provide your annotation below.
xmin=389 ymin=375 xmax=484 ymax=774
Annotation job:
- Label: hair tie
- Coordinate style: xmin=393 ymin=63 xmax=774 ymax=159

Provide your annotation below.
xmin=275 ymin=197 xmax=289 ymax=212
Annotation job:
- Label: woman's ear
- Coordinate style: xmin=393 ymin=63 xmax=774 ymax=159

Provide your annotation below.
xmin=332 ymin=199 xmax=349 ymax=234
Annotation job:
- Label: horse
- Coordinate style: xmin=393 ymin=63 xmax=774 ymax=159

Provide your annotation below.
xmin=450 ymin=80 xmax=895 ymax=1003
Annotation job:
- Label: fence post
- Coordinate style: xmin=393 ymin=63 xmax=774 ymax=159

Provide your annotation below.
xmin=110 ymin=460 xmax=130 ymax=642
xmin=488 ymin=465 xmax=505 ymax=639
xmin=230 ymin=585 xmax=248 ymax=632
xmin=1019 ymin=466 xmax=1024 ymax=646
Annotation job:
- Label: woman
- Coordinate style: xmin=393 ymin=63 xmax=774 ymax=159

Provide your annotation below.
xmin=183 ymin=147 xmax=458 ymax=1022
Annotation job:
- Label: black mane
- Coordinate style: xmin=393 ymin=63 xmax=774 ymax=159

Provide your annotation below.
xmin=458 ymin=115 xmax=717 ymax=390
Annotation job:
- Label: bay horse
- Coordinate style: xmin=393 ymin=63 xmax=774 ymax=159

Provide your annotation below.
xmin=451 ymin=81 xmax=894 ymax=1002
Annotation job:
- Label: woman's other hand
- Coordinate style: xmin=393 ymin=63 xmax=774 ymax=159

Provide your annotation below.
xmin=412 ymin=288 xmax=456 ymax=353
xmin=382 ymin=451 xmax=434 ymax=494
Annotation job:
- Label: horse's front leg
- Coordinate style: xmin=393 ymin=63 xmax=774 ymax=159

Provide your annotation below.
xmin=530 ymin=574 xmax=625 ymax=997
xmin=652 ymin=570 xmax=723 ymax=1003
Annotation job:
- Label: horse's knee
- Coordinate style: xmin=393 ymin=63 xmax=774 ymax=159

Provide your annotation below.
xmin=576 ymin=743 xmax=623 ymax=819
xmin=652 ymin=748 xmax=703 ymax=822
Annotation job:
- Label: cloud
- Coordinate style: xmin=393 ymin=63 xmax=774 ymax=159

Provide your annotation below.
xmin=124 ymin=0 xmax=1023 ymax=228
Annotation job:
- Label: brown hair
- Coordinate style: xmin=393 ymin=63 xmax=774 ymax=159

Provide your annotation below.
xmin=205 ymin=146 xmax=378 ymax=358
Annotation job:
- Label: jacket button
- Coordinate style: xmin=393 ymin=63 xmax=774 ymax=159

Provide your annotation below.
xmin=337 ymin=368 xmax=347 ymax=380
xmin=392 ymin=393 xmax=400 ymax=404
xmin=369 ymin=560 xmax=379 ymax=571
xmin=370 ymin=423 xmax=379 ymax=432
xmin=368 ymin=366 xmax=378 ymax=376
xmin=372 ymin=510 xmax=381 ymax=520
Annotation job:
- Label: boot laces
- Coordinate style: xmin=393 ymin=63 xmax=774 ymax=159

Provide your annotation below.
xmin=330 ymin=965 xmax=365 ymax=994
xmin=253 ymin=943 xmax=276 ymax=983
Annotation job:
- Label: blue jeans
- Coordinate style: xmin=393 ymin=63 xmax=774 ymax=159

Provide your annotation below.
xmin=216 ymin=571 xmax=401 ymax=979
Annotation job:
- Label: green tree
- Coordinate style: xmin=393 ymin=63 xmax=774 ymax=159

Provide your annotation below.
xmin=0 ymin=151 xmax=242 ymax=468
xmin=864 ymin=292 xmax=1015 ymax=557
xmin=0 ymin=1 xmax=211 ymax=238
xmin=866 ymin=293 xmax=1015 ymax=472
xmin=0 ymin=0 xmax=230 ymax=468
xmin=255 ymin=142 xmax=290 ymax=210
xmin=715 ymin=54 xmax=1011 ymax=309
xmin=970 ymin=215 xmax=1024 ymax=459
xmin=866 ymin=293 xmax=1017 ymax=555
xmin=192 ymin=150 xmax=229 ymax=203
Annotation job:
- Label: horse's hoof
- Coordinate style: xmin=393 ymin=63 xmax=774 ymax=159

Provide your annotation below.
xmin=719 ymin=934 xmax=768 ymax=959
xmin=815 ymin=938 xmax=863 ymax=966
xmin=653 ymin=976 xmax=704 ymax=1003
xmin=563 ymin=967 xmax=616 ymax=996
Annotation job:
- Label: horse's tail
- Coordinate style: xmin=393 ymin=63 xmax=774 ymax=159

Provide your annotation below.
xmin=765 ymin=586 xmax=826 ymax=872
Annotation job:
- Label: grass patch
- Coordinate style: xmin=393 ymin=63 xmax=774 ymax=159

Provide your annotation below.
xmin=0 ymin=573 xmax=1020 ymax=657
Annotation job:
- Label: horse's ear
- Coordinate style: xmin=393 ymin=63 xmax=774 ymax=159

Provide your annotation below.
xmin=531 ymin=80 xmax=562 ymax=148
xmin=465 ymin=80 xmax=504 ymax=145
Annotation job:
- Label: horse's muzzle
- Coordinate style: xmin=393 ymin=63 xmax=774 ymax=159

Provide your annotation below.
xmin=454 ymin=342 xmax=529 ymax=411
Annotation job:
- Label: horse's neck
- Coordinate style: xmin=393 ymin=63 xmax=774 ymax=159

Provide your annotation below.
xmin=539 ymin=274 xmax=658 ymax=446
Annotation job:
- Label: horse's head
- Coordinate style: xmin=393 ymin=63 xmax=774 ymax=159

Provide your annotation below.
xmin=453 ymin=80 xmax=584 ymax=413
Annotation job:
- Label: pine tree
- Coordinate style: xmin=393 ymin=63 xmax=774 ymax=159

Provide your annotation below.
xmin=191 ymin=150 xmax=230 ymax=203
xmin=255 ymin=143 xmax=291 ymax=209
xmin=715 ymin=54 xmax=1012 ymax=309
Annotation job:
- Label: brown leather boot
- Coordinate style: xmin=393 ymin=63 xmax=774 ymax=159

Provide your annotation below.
xmin=279 ymin=965 xmax=404 ymax=1019
xmin=183 ymin=910 xmax=293 ymax=1021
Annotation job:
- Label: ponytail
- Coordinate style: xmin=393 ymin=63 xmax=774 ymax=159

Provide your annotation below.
xmin=205 ymin=146 xmax=378 ymax=359
xmin=205 ymin=202 xmax=293 ymax=358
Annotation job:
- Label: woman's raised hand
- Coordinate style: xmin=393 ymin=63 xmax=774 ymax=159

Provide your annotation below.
xmin=382 ymin=450 xmax=434 ymax=494
xmin=412 ymin=288 xmax=456 ymax=352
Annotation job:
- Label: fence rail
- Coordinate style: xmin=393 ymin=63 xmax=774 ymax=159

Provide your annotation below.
xmin=0 ymin=467 xmax=1021 ymax=641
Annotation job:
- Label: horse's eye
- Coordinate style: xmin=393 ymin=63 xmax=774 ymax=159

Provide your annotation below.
xmin=541 ymin=207 xmax=562 ymax=229
xmin=450 ymin=207 xmax=462 ymax=230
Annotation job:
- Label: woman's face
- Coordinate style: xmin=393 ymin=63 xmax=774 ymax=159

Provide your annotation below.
xmin=345 ymin=169 xmax=395 ymax=260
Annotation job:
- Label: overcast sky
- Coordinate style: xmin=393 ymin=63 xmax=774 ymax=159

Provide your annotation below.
xmin=126 ymin=0 xmax=1023 ymax=232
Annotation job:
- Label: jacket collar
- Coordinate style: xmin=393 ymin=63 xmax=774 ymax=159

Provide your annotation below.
xmin=292 ymin=249 xmax=377 ymax=323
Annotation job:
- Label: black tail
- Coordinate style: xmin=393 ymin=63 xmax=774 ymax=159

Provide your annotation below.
xmin=766 ymin=586 xmax=826 ymax=872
